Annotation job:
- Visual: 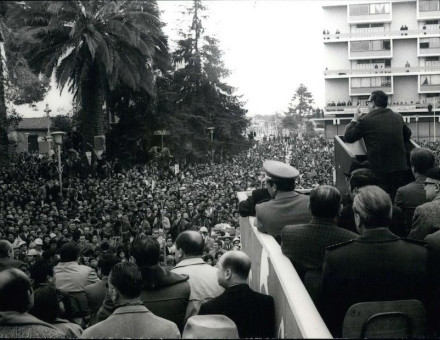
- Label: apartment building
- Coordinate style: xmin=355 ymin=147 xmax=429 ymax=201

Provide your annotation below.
xmin=316 ymin=0 xmax=440 ymax=141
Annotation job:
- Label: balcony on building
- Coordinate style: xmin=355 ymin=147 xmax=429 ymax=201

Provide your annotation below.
xmin=420 ymin=74 xmax=440 ymax=92
xmin=324 ymin=65 xmax=439 ymax=78
xmin=419 ymin=37 xmax=440 ymax=56
xmin=349 ymin=39 xmax=392 ymax=59
xmin=417 ymin=0 xmax=440 ymax=20
xmin=349 ymin=76 xmax=392 ymax=95
xmin=348 ymin=2 xmax=392 ymax=24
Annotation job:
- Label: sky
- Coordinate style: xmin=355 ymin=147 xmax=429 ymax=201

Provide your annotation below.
xmin=15 ymin=0 xmax=326 ymax=118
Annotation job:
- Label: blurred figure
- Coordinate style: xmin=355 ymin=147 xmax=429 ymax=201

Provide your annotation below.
xmin=29 ymin=284 xmax=83 ymax=338
xmin=0 ymin=268 xmax=65 ymax=338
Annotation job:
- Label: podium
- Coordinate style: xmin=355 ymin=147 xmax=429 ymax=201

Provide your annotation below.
xmin=334 ymin=136 xmax=419 ymax=197
xmin=334 ymin=136 xmax=367 ymax=196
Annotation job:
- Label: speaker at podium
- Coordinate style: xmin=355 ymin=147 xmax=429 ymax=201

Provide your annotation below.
xmin=334 ymin=136 xmax=419 ymax=197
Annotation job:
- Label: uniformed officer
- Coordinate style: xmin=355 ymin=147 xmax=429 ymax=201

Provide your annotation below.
xmin=255 ymin=160 xmax=311 ymax=242
xmin=320 ymin=185 xmax=428 ymax=337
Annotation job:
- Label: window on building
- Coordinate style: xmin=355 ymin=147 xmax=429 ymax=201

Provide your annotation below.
xmin=421 ymin=75 xmax=440 ymax=85
xmin=351 ymin=77 xmax=391 ymax=88
xmin=350 ymin=40 xmax=391 ymax=52
xmin=419 ymin=0 xmax=440 ymax=12
xmin=370 ymin=3 xmax=390 ymax=14
xmin=350 ymin=4 xmax=369 ymax=15
xmin=350 ymin=3 xmax=390 ymax=15
xmin=420 ymin=37 xmax=440 ymax=49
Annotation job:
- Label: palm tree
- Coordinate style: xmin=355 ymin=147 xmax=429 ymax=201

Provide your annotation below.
xmin=15 ymin=1 xmax=169 ymax=143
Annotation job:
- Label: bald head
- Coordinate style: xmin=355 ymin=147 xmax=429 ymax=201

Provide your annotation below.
xmin=0 ymin=240 xmax=13 ymax=258
xmin=220 ymin=251 xmax=251 ymax=281
xmin=175 ymin=231 xmax=204 ymax=257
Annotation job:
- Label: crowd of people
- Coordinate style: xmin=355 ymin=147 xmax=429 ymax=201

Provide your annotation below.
xmin=3 ymin=94 xmax=440 ymax=338
xmin=0 ymin=133 xmax=335 ymax=338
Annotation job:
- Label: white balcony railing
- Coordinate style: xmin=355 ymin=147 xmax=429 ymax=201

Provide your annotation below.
xmin=324 ymin=66 xmax=440 ymax=77
xmin=323 ymin=28 xmax=440 ymax=41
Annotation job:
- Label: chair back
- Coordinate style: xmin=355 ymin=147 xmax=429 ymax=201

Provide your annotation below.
xmin=342 ymin=299 xmax=425 ymax=338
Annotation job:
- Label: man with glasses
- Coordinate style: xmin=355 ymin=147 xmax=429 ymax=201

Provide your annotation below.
xmin=408 ymin=166 xmax=440 ymax=240
xmin=344 ymin=90 xmax=412 ymax=200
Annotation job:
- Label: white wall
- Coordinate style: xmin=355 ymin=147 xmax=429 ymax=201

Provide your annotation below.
xmin=391 ymin=1 xmax=417 ymax=31
xmin=324 ymin=43 xmax=350 ymax=69
xmin=323 ymin=6 xmax=349 ymax=33
xmin=392 ymin=39 xmax=418 ymax=67
xmin=325 ymin=78 xmax=350 ymax=102
xmin=392 ymin=75 xmax=419 ymax=104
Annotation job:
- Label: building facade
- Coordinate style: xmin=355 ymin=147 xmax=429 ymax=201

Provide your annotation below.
xmin=316 ymin=0 xmax=440 ymax=141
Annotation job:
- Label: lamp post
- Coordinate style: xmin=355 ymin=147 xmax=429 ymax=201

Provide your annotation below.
xmin=51 ymin=131 xmax=66 ymax=198
xmin=207 ymin=127 xmax=214 ymax=163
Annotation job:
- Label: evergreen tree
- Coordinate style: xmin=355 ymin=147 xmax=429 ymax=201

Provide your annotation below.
xmin=289 ymin=84 xmax=315 ymax=117
xmin=171 ymin=0 xmax=248 ymax=161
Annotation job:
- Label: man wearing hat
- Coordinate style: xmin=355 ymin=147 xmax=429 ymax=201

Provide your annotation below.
xmin=256 ymin=160 xmax=311 ymax=241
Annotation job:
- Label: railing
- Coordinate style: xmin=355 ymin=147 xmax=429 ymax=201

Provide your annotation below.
xmin=237 ymin=191 xmax=332 ymax=339
xmin=324 ymin=65 xmax=440 ymax=77
xmin=325 ymin=103 xmax=435 ymax=114
xmin=323 ymin=28 xmax=440 ymax=41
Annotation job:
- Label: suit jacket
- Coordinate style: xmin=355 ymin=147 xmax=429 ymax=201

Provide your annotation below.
xmin=198 ymin=284 xmax=275 ymax=339
xmin=256 ymin=191 xmax=311 ymax=239
xmin=344 ymin=107 xmax=411 ymax=174
xmin=281 ymin=218 xmax=357 ymax=278
xmin=409 ymin=197 xmax=440 ymax=240
xmin=82 ymin=305 xmax=180 ymax=339
xmin=172 ymin=258 xmax=224 ymax=320
xmin=53 ymin=261 xmax=99 ymax=292
xmin=395 ymin=175 xmax=428 ymax=234
xmin=320 ymin=228 xmax=428 ymax=337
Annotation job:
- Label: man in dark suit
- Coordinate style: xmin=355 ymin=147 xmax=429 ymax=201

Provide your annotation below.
xmin=256 ymin=160 xmax=311 ymax=241
xmin=281 ymin=185 xmax=357 ymax=301
xmin=320 ymin=186 xmax=428 ymax=337
xmin=198 ymin=251 xmax=275 ymax=338
xmin=395 ymin=148 xmax=435 ymax=233
xmin=344 ymin=90 xmax=411 ymax=200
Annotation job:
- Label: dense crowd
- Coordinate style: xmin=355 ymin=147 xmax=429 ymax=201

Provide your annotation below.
xmin=3 ymin=130 xmax=440 ymax=338
xmin=0 ymin=135 xmax=334 ymax=338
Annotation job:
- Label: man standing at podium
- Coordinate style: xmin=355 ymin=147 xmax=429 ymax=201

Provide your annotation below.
xmin=344 ymin=90 xmax=411 ymax=200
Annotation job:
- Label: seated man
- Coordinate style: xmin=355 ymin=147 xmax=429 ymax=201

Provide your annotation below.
xmin=256 ymin=160 xmax=311 ymax=241
xmin=409 ymin=166 xmax=440 ymax=240
xmin=395 ymin=148 xmax=435 ymax=233
xmin=0 ymin=268 xmax=65 ymax=338
xmin=281 ymin=186 xmax=357 ymax=294
xmin=82 ymin=263 xmax=180 ymax=339
xmin=320 ymin=186 xmax=428 ymax=337
xmin=198 ymin=251 xmax=275 ymax=338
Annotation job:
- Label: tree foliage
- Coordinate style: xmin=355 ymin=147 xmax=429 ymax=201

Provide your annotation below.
xmin=13 ymin=0 xmax=169 ymax=143
xmin=171 ymin=0 xmax=248 ymax=161
xmin=289 ymin=83 xmax=315 ymax=116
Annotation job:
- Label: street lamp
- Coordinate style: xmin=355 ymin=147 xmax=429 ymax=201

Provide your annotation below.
xmin=207 ymin=127 xmax=214 ymax=163
xmin=51 ymin=131 xmax=66 ymax=198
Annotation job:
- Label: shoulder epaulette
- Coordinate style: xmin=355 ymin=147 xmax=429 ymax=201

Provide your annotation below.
xmin=326 ymin=239 xmax=354 ymax=250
